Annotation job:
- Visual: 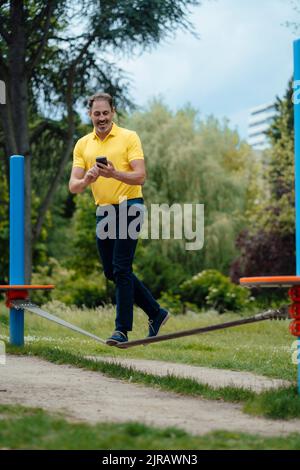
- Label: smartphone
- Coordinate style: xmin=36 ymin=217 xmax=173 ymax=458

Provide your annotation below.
xmin=96 ymin=156 xmax=108 ymax=166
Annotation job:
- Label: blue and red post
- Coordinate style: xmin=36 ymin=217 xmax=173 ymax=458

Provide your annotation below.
xmin=294 ymin=39 xmax=300 ymax=393
xmin=9 ymin=155 xmax=25 ymax=346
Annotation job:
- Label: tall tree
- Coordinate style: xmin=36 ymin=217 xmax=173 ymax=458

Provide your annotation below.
xmin=68 ymin=101 xmax=256 ymax=297
xmin=0 ymin=0 xmax=200 ymax=281
xmin=230 ymin=79 xmax=295 ymax=282
xmin=267 ymin=77 xmax=294 ymax=229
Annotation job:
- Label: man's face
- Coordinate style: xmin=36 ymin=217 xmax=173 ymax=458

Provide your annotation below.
xmin=89 ymin=99 xmax=115 ymax=136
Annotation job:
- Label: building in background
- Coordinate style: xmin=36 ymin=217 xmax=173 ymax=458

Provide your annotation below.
xmin=247 ymin=103 xmax=277 ymax=150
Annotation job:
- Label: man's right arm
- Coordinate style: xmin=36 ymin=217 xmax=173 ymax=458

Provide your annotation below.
xmin=69 ymin=166 xmax=100 ymax=194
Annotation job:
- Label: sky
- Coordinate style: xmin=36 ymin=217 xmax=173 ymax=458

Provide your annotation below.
xmin=117 ymin=0 xmax=299 ymax=139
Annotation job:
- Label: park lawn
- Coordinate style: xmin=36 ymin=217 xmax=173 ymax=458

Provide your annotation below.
xmin=2 ymin=301 xmax=300 ymax=422
xmin=0 ymin=300 xmax=295 ymax=381
xmin=1 ymin=403 xmax=300 ymax=450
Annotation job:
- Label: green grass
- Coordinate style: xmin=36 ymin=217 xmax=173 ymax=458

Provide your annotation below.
xmin=1 ymin=403 xmax=300 ymax=450
xmin=244 ymin=386 xmax=300 ymax=419
xmin=0 ymin=300 xmax=295 ymax=381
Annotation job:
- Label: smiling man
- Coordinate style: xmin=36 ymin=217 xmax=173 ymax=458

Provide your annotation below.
xmin=69 ymin=92 xmax=169 ymax=345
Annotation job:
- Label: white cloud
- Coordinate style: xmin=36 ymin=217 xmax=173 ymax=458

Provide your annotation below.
xmin=116 ymin=0 xmax=298 ymax=137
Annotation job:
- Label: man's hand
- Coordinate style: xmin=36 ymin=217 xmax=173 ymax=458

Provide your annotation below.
xmin=97 ymin=160 xmax=116 ymax=178
xmin=84 ymin=164 xmax=102 ymax=184
xmin=97 ymin=159 xmax=146 ymax=185
xmin=69 ymin=158 xmax=146 ymax=194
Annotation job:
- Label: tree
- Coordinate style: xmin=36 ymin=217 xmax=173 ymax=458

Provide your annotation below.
xmin=0 ymin=0 xmax=200 ymax=281
xmin=0 ymin=168 xmax=9 ymax=284
xmin=126 ymin=100 xmax=257 ymax=280
xmin=230 ymin=79 xmax=295 ymax=282
xmin=67 ymin=101 xmax=256 ymax=296
xmin=267 ymin=77 xmax=294 ymax=231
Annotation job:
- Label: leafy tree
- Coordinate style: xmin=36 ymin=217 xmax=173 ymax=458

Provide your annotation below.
xmin=230 ymin=229 xmax=295 ymax=282
xmin=69 ymin=191 xmax=99 ymax=275
xmin=230 ymin=79 xmax=295 ymax=282
xmin=267 ymin=78 xmax=294 ymax=232
xmin=126 ymin=101 xmax=257 ymax=282
xmin=0 ymin=169 xmax=9 ymax=284
xmin=0 ymin=0 xmax=200 ymax=280
xmin=66 ymin=101 xmax=256 ymax=297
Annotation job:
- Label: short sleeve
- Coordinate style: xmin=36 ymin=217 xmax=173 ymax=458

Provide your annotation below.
xmin=127 ymin=132 xmax=144 ymax=162
xmin=73 ymin=139 xmax=86 ymax=169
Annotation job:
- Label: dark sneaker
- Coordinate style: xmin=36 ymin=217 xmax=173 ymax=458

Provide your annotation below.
xmin=106 ymin=331 xmax=128 ymax=346
xmin=148 ymin=308 xmax=170 ymax=337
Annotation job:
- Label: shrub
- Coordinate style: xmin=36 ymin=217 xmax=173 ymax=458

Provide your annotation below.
xmin=179 ymin=269 xmax=253 ymax=313
xmin=134 ymin=241 xmax=187 ymax=298
xmin=31 ymin=258 xmax=109 ymax=308
xmin=230 ymin=229 xmax=295 ymax=283
xmin=158 ymin=291 xmax=185 ymax=315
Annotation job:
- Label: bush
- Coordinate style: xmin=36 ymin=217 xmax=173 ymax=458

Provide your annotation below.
xmin=57 ymin=275 xmax=108 ymax=308
xmin=134 ymin=241 xmax=187 ymax=298
xmin=158 ymin=291 xmax=185 ymax=315
xmin=179 ymin=269 xmax=253 ymax=313
xmin=230 ymin=229 xmax=294 ymax=307
xmin=230 ymin=229 xmax=295 ymax=283
xmin=31 ymin=258 xmax=109 ymax=308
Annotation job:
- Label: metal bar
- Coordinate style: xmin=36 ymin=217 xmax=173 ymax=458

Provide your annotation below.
xmin=116 ymin=307 xmax=289 ymax=349
xmin=12 ymin=301 xmax=106 ymax=344
xmin=294 ymin=38 xmax=300 ymax=393
xmin=9 ymin=156 xmax=25 ymax=346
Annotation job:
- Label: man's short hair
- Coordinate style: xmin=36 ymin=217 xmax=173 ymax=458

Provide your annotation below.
xmin=87 ymin=92 xmax=114 ymax=111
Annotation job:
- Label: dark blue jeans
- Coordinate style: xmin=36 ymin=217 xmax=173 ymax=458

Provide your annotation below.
xmin=96 ymin=198 xmax=160 ymax=332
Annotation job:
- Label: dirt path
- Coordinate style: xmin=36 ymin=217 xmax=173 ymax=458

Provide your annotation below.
xmin=1 ymin=355 xmax=299 ymax=437
xmin=90 ymin=356 xmax=291 ymax=392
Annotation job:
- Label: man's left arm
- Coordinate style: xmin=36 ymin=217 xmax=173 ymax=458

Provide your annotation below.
xmin=97 ymin=159 xmax=146 ymax=185
xmin=114 ymin=159 xmax=146 ymax=185
xmin=97 ymin=131 xmax=146 ymax=185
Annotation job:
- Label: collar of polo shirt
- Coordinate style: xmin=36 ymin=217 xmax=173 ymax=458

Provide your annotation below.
xmin=93 ymin=122 xmax=118 ymax=140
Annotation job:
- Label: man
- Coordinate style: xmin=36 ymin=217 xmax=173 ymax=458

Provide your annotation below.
xmin=69 ymin=92 xmax=169 ymax=345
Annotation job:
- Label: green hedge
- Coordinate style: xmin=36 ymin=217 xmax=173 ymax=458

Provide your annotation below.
xmin=179 ymin=269 xmax=253 ymax=313
xmin=31 ymin=258 xmax=109 ymax=308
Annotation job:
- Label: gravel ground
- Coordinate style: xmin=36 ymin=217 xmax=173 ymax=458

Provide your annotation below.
xmin=0 ymin=355 xmax=299 ymax=437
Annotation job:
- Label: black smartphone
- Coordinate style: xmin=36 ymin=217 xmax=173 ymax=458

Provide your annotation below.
xmin=96 ymin=156 xmax=108 ymax=166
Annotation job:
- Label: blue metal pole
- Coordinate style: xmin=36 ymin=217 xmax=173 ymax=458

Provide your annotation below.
xmin=294 ymin=39 xmax=300 ymax=393
xmin=9 ymin=155 xmax=25 ymax=346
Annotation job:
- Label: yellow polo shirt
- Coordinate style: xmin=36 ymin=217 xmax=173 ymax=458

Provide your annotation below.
xmin=73 ymin=123 xmax=144 ymax=205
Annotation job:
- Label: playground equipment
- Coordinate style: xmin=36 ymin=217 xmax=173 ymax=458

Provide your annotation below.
xmin=0 ymin=155 xmax=106 ymax=346
xmin=0 ymin=149 xmax=292 ymax=352
xmin=0 ymin=155 xmax=289 ymax=351
xmin=0 ymin=279 xmax=288 ymax=349
xmin=240 ymin=276 xmax=300 ymax=393
xmin=238 ymin=39 xmax=300 ymax=393
xmin=0 ymin=41 xmax=299 ymax=384
xmin=114 ymin=306 xmax=288 ymax=349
